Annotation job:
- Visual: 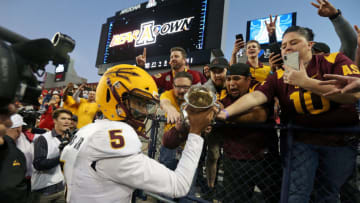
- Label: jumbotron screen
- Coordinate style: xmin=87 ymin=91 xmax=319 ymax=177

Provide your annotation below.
xmin=96 ymin=0 xmax=219 ymax=71
xmin=246 ymin=12 xmax=297 ymax=45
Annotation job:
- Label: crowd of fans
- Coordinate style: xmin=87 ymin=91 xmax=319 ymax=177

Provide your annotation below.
xmin=1 ymin=0 xmax=360 ymax=203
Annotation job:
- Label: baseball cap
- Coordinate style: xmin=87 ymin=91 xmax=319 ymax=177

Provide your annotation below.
xmin=312 ymin=42 xmax=330 ymax=54
xmin=10 ymin=114 xmax=27 ymax=128
xmin=72 ymin=115 xmax=78 ymax=122
xmin=227 ymin=63 xmax=251 ymax=76
xmin=208 ymin=57 xmax=229 ymax=70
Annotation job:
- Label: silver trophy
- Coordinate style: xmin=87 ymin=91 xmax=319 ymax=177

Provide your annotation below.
xmin=180 ymin=86 xmax=219 ymax=126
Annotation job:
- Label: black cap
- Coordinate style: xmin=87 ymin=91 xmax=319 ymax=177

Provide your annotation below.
xmin=312 ymin=42 xmax=330 ymax=54
xmin=72 ymin=115 xmax=78 ymax=122
xmin=208 ymin=57 xmax=229 ymax=70
xmin=227 ymin=63 xmax=251 ymax=76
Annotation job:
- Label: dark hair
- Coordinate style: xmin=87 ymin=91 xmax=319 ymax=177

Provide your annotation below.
xmin=52 ymin=108 xmax=72 ymax=120
xmin=283 ymin=26 xmax=314 ymax=41
xmin=246 ymin=40 xmax=261 ymax=49
xmin=170 ymin=47 xmax=187 ymax=58
xmin=174 ymin=71 xmax=193 ymax=83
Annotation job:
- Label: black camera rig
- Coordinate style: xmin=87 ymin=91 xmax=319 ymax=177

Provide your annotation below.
xmin=0 ymin=26 xmax=75 ymax=109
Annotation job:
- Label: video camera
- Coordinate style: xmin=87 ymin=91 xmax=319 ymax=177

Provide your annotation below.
xmin=0 ymin=26 xmax=75 ymax=108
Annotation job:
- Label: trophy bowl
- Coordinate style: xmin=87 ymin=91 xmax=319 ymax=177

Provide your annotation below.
xmin=180 ymin=86 xmax=218 ymax=126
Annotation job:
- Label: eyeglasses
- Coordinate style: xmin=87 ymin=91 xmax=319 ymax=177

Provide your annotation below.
xmin=173 ymin=85 xmax=191 ymax=90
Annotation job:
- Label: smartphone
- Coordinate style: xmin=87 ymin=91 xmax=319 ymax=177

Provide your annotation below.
xmin=235 ymin=33 xmax=243 ymax=41
xmin=283 ymin=52 xmax=299 ymax=70
xmin=269 ymin=42 xmax=283 ymax=64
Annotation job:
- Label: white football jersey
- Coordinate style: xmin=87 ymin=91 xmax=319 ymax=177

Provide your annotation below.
xmin=61 ymin=119 xmax=203 ymax=203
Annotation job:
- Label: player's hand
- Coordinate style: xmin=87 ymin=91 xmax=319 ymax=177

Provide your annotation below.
xmin=265 ymin=14 xmax=278 ymax=35
xmin=136 ymin=48 xmax=147 ymax=67
xmin=187 ymin=106 xmax=218 ymax=135
xmin=283 ymin=59 xmax=309 ymax=87
xmin=319 ymin=74 xmax=360 ymax=96
xmin=232 ymin=39 xmax=245 ymax=55
xmin=311 ymin=0 xmax=338 ymax=17
xmin=269 ymin=52 xmax=282 ymax=71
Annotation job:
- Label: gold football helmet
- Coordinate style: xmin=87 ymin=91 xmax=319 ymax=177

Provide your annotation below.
xmin=96 ymin=64 xmax=159 ymax=133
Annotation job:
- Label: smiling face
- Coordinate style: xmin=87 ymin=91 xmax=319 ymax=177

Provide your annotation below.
xmin=246 ymin=41 xmax=261 ymax=58
xmin=169 ymin=50 xmax=186 ymax=70
xmin=210 ymin=67 xmax=227 ymax=88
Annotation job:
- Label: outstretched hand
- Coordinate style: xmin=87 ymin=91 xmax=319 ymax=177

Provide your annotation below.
xmin=311 ymin=0 xmax=338 ymax=17
xmin=319 ymin=74 xmax=360 ymax=96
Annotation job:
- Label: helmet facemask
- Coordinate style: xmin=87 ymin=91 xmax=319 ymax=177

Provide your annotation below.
xmin=108 ymin=79 xmax=159 ymax=137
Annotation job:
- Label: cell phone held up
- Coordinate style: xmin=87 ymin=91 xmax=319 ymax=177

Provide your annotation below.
xmin=283 ymin=52 xmax=300 ymax=71
xmin=235 ymin=33 xmax=243 ymax=41
xmin=269 ymin=42 xmax=283 ymax=65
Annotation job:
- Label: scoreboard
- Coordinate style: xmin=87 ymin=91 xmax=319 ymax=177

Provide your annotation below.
xmin=96 ymin=0 xmax=226 ymax=74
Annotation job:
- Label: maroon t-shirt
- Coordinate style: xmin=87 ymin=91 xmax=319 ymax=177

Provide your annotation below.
xmin=152 ymin=69 xmax=206 ymax=91
xmin=220 ymin=80 xmax=276 ymax=160
xmin=256 ymin=52 xmax=360 ymax=145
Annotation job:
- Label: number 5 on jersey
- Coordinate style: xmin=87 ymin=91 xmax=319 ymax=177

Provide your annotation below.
xmin=109 ymin=130 xmax=125 ymax=149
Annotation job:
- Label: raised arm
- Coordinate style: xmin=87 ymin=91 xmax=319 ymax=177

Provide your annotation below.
xmin=136 ymin=48 xmax=147 ymax=68
xmin=265 ymin=14 xmax=278 ymax=44
xmin=96 ymin=106 xmax=217 ymax=198
xmin=311 ymin=0 xmax=357 ymax=60
xmin=73 ymin=83 xmax=86 ymax=104
xmin=230 ymin=39 xmax=245 ymax=66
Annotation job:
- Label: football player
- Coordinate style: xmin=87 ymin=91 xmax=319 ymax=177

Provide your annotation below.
xmin=60 ymin=64 xmax=217 ymax=203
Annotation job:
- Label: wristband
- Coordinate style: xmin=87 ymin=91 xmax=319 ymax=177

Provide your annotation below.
xmin=221 ymin=109 xmax=229 ymax=119
xmin=329 ymin=9 xmax=341 ymax=20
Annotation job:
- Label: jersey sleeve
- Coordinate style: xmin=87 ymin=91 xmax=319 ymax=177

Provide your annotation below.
xmin=160 ymin=90 xmax=173 ymax=101
xmin=95 ymin=133 xmax=204 ymax=198
xmin=254 ymin=71 xmax=278 ymax=101
xmin=328 ymin=52 xmax=360 ymax=77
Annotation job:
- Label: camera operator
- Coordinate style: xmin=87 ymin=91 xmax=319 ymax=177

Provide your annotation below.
xmin=0 ymin=104 xmax=29 ymax=203
xmin=32 ymin=108 xmax=72 ymax=203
